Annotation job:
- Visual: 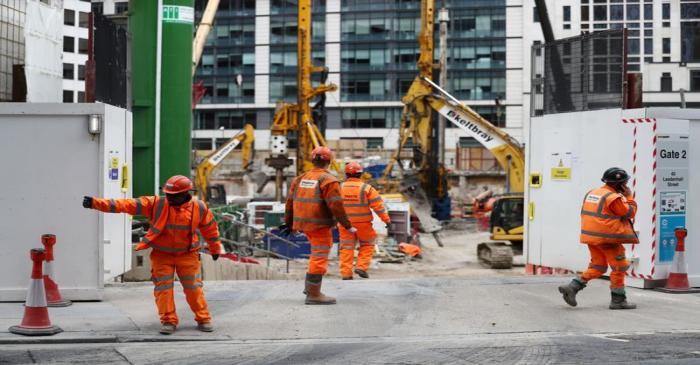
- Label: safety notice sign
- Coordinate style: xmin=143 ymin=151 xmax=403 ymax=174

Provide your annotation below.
xmin=656 ymin=133 xmax=689 ymax=263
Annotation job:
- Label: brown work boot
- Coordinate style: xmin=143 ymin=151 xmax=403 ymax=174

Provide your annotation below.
xmin=609 ymin=291 xmax=637 ymax=310
xmin=558 ymin=278 xmax=586 ymax=307
xmin=197 ymin=322 xmax=214 ymax=332
xmin=354 ymin=269 xmax=369 ymax=279
xmin=304 ymin=273 xmax=336 ymax=305
xmin=159 ymin=323 xmax=176 ymax=335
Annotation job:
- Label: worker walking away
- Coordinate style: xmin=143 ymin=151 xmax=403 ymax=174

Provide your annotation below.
xmin=558 ymin=167 xmax=639 ymax=310
xmin=338 ymin=162 xmax=391 ymax=280
xmin=83 ymin=175 xmax=222 ymax=334
xmin=280 ymin=146 xmax=355 ymax=305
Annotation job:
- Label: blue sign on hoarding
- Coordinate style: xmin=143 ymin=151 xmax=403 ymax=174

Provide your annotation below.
xmin=659 ymin=215 xmax=685 ymax=263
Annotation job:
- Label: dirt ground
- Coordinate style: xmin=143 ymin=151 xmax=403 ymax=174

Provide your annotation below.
xmin=263 ymin=230 xmax=528 ymax=280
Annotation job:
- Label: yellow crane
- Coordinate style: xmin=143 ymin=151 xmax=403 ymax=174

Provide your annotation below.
xmin=195 ymin=123 xmax=255 ymax=203
xmin=384 ymin=0 xmax=525 ymax=268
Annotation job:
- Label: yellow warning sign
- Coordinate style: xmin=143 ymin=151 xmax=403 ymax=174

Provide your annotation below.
xmin=110 ymin=157 xmax=119 ymax=169
xmin=551 ymin=167 xmax=571 ymax=180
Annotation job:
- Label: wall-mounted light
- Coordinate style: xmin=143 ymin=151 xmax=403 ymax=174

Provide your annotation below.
xmin=88 ymin=114 xmax=102 ymax=135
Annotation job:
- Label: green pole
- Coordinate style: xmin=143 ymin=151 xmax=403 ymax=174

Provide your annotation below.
xmin=129 ymin=1 xmax=193 ymax=197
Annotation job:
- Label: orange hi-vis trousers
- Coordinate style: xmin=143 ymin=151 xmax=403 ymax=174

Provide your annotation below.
xmin=579 ymin=244 xmax=630 ymax=290
xmin=150 ymin=250 xmax=210 ymax=325
xmin=305 ymin=228 xmax=333 ymax=275
xmin=338 ymin=222 xmax=376 ymax=278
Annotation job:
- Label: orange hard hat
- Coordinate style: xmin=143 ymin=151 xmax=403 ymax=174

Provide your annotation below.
xmin=345 ymin=162 xmax=363 ymax=175
xmin=163 ymin=175 xmax=194 ymax=194
xmin=311 ymin=146 xmax=333 ymax=161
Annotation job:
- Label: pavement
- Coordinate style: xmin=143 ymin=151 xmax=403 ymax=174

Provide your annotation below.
xmin=2 ymin=276 xmax=700 ymax=364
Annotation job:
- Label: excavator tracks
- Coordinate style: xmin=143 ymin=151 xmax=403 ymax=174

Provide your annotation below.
xmin=477 ymin=242 xmax=514 ymax=269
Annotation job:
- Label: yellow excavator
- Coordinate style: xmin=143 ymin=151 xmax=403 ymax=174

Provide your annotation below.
xmin=384 ymin=0 xmax=525 ymax=268
xmin=264 ymin=0 xmax=339 ymax=201
xmin=195 ymin=123 xmax=254 ymax=203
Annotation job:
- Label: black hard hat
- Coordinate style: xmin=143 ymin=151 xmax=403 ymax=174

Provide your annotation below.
xmin=601 ymin=167 xmax=630 ymax=184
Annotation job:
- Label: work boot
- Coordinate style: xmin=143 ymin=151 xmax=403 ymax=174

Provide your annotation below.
xmin=609 ymin=292 xmax=637 ymax=310
xmin=558 ymin=278 xmax=586 ymax=307
xmin=304 ymin=273 xmax=336 ymax=305
xmin=342 ymin=276 xmax=353 ymax=280
xmin=354 ymin=269 xmax=369 ymax=279
xmin=159 ymin=323 xmax=176 ymax=335
xmin=197 ymin=322 xmax=214 ymax=332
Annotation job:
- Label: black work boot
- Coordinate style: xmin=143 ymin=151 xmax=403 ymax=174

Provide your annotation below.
xmin=354 ymin=269 xmax=369 ymax=279
xmin=304 ymin=273 xmax=336 ymax=305
xmin=609 ymin=291 xmax=637 ymax=310
xmin=558 ymin=278 xmax=586 ymax=307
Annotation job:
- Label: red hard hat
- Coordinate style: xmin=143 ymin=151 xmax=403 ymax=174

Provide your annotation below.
xmin=311 ymin=146 xmax=333 ymax=161
xmin=163 ymin=175 xmax=193 ymax=194
xmin=345 ymin=162 xmax=363 ymax=175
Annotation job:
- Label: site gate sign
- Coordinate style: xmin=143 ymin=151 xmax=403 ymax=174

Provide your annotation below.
xmin=656 ymin=133 xmax=689 ymax=263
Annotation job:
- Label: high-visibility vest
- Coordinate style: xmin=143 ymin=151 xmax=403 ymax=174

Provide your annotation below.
xmin=290 ymin=168 xmax=343 ymax=231
xmin=580 ymin=186 xmax=639 ymax=245
xmin=140 ymin=197 xmax=208 ymax=253
xmin=341 ymin=179 xmax=385 ymax=223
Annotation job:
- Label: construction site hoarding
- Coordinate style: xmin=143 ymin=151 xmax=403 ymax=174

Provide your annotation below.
xmin=0 ymin=103 xmax=133 ymax=301
xmin=525 ymin=108 xmax=700 ymax=288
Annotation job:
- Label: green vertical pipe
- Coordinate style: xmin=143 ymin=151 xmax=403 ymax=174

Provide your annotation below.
xmin=129 ymin=1 xmax=192 ymax=197
xmin=159 ymin=0 xmax=193 ymax=186
xmin=129 ymin=1 xmax=157 ymax=197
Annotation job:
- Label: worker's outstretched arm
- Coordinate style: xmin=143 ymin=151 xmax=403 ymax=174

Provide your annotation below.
xmin=85 ymin=196 xmax=157 ymax=218
xmin=198 ymin=207 xmax=222 ymax=255
xmin=322 ymin=180 xmax=352 ymax=229
xmin=366 ymin=186 xmax=391 ymax=224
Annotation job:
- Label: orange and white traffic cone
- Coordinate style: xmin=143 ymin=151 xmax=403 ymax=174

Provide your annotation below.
xmin=41 ymin=234 xmax=72 ymax=307
xmin=9 ymin=248 xmax=63 ymax=336
xmin=657 ymin=228 xmax=700 ymax=294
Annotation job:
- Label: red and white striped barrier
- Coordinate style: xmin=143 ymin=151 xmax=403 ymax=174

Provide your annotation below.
xmin=41 ymin=234 xmax=72 ymax=307
xmin=9 ymin=249 xmax=63 ymax=336
xmin=622 ymin=118 xmax=657 ymax=281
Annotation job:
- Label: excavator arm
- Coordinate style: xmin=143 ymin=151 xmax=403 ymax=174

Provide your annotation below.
xmin=195 ymin=123 xmax=255 ymax=202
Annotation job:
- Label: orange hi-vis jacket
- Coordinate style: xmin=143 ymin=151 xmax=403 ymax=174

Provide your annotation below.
xmin=285 ymin=168 xmax=352 ymax=232
xmin=580 ymin=185 xmax=639 ymax=245
xmin=340 ymin=178 xmax=390 ymax=224
xmin=92 ymin=196 xmax=222 ymax=255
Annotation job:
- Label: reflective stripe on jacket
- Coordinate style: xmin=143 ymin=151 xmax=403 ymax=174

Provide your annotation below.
xmin=580 ymin=185 xmax=639 ymax=245
xmin=285 ymin=168 xmax=351 ymax=231
xmin=340 ymin=178 xmax=390 ymax=224
xmin=92 ymin=196 xmax=222 ymax=254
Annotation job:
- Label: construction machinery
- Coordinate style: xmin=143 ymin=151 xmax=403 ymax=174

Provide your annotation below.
xmin=384 ymin=0 xmax=525 ymax=268
xmin=195 ymin=123 xmax=254 ymax=204
xmin=264 ymin=0 xmax=338 ymax=201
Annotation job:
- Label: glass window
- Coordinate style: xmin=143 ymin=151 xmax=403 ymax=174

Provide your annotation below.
xmin=341 ymin=108 xmax=401 ymax=129
xmin=115 ymin=2 xmax=128 ymax=13
xmin=63 ymin=63 xmax=74 ymax=80
xmin=78 ymin=65 xmax=85 ymax=81
xmin=91 ymin=2 xmax=103 ymax=15
xmin=682 ymin=22 xmax=700 ymax=61
xmin=79 ymin=12 xmax=89 ymax=28
xmin=661 ymin=72 xmax=672 ymax=92
xmin=563 ymin=6 xmax=571 ymax=22
xmin=77 ymin=91 xmax=85 ymax=102
xmin=533 ymin=7 xmax=539 ymax=22
xmin=64 ymin=9 xmax=75 ymax=26
xmin=192 ymin=138 xmax=213 ymax=150
xmin=594 ymin=5 xmax=607 ymax=21
xmin=63 ymin=90 xmax=73 ymax=103
xmin=629 ymin=38 xmax=640 ymax=55
xmin=626 ymin=4 xmax=640 ymax=20
xmin=581 ymin=5 xmax=589 ymax=21
xmin=644 ymin=38 xmax=653 ymax=54
xmin=610 ymin=5 xmax=623 ymax=20
xmin=644 ymin=4 xmax=653 ymax=20
xmin=682 ymin=3 xmax=700 ymax=19
xmin=663 ymin=37 xmax=671 ymax=54
xmin=662 ymin=3 xmax=670 ymax=19
xmin=691 ymin=70 xmax=700 ymax=91
xmin=63 ymin=36 xmax=74 ymax=52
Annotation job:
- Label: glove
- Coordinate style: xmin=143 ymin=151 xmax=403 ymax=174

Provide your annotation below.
xmin=278 ymin=224 xmax=291 ymax=237
xmin=212 ymin=254 xmax=219 ymax=261
xmin=385 ymin=223 xmax=392 ymax=230
xmin=348 ymin=227 xmax=358 ymax=234
xmin=82 ymin=196 xmax=93 ymax=209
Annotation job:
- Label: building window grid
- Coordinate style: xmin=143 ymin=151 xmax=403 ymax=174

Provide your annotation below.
xmin=0 ymin=1 xmax=26 ymax=101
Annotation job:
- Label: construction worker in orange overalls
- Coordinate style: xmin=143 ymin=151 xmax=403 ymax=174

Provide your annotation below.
xmin=280 ymin=146 xmax=354 ymax=305
xmin=338 ymin=162 xmax=390 ymax=280
xmin=558 ymin=167 xmax=639 ymax=310
xmin=83 ymin=175 xmax=222 ymax=334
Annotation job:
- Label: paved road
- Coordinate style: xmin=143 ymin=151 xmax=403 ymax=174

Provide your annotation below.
xmin=2 ymin=276 xmax=700 ymax=364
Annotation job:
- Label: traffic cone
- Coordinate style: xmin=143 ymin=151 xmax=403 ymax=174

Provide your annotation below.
xmin=41 ymin=234 xmax=72 ymax=307
xmin=9 ymin=248 xmax=63 ymax=336
xmin=656 ymin=228 xmax=700 ymax=294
